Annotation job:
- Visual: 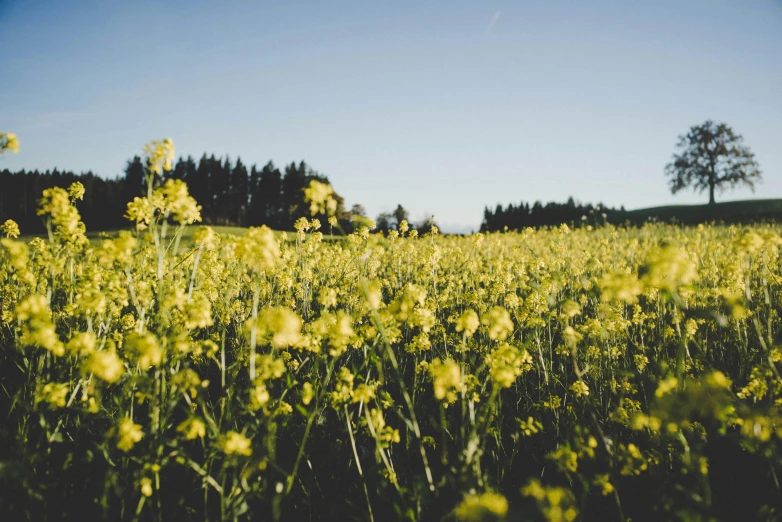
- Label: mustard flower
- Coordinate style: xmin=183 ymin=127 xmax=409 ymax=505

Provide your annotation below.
xmin=482 ymin=306 xmax=514 ymax=341
xmin=0 ymin=132 xmax=19 ymax=154
xmin=220 ymin=431 xmax=252 ymax=457
xmin=177 ymin=418 xmax=206 ymax=440
xmin=143 ymin=138 xmax=175 ymax=176
xmin=36 ymin=382 xmax=69 ymax=409
xmin=116 ymin=418 xmax=144 ymax=452
xmin=454 ymin=492 xmax=508 ymax=522
xmin=184 ymin=291 xmax=213 ymax=329
xmin=0 ymin=219 xmax=20 ymax=238
xmin=455 ymin=309 xmax=480 ymax=338
xmin=155 ymin=178 xmax=202 ymax=225
xmin=641 ymin=245 xmax=698 ymax=293
xmin=68 ymin=181 xmax=85 ymax=201
xmin=303 ymin=180 xmax=338 ymax=216
xmin=253 ymin=306 xmax=302 ymax=348
xmin=124 ymin=332 xmax=164 ymax=370
xmin=15 ymin=295 xmax=65 ymax=356
xmin=429 ymin=358 xmax=461 ymax=403
xmin=301 ymin=382 xmax=314 ymax=405
xmin=236 ymin=226 xmax=280 ymax=273
xmin=140 ymin=477 xmax=153 ymax=497
xmin=486 ymin=343 xmax=533 ymax=388
xmin=86 ymin=349 xmax=125 ymax=383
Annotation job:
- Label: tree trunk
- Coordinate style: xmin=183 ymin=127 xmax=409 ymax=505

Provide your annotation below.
xmin=709 ymin=183 xmax=716 ymax=205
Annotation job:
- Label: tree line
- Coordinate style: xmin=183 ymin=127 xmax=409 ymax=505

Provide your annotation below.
xmin=481 ymin=120 xmax=764 ymax=232
xmin=0 ymin=155 xmax=364 ymax=234
xmin=128 ymin=155 xmax=355 ymax=230
xmin=480 ymin=198 xmax=627 ymax=232
xmin=2 ymin=119 xmax=764 ymax=235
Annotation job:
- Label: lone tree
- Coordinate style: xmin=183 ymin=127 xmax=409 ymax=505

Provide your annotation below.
xmin=665 ymin=120 xmax=761 ymax=205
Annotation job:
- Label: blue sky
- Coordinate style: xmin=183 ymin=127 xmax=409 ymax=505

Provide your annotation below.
xmin=1 ymin=0 xmax=781 ymax=232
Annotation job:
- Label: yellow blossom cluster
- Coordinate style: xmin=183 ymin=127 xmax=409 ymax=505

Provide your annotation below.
xmin=0 ymin=132 xmax=19 ymax=154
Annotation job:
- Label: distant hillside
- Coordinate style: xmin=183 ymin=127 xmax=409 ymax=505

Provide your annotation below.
xmin=623 ymin=199 xmax=782 ymax=226
xmin=481 ymin=197 xmax=782 ymax=232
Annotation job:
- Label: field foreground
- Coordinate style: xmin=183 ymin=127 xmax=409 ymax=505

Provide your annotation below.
xmin=2 ymin=209 xmax=782 ymax=521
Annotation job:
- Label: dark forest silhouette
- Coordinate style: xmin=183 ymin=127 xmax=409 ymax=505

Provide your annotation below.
xmin=0 ymin=155 xmax=357 ymax=234
xmin=481 ymin=198 xmax=626 ymax=232
xmin=1 ymin=156 xmax=631 ymax=235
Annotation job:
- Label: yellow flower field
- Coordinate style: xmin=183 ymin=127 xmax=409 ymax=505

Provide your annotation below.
xmin=1 ymin=142 xmax=781 ymax=521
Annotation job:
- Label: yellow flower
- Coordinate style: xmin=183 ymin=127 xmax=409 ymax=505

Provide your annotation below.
xmin=327 ymin=310 xmax=354 ymax=356
xmin=593 ymin=474 xmax=615 ymax=496
xmin=125 ymin=197 xmax=153 ymax=230
xmin=68 ymin=182 xmax=85 ymax=201
xmin=570 ymin=380 xmax=590 ymax=397
xmin=254 ymin=354 xmax=286 ymax=381
xmin=562 ymin=326 xmax=582 ymax=348
xmin=482 ymin=306 xmax=514 ymax=341
xmin=655 ymin=376 xmax=678 ymax=398
xmin=249 ymin=381 xmax=270 ymax=410
xmin=143 ymin=138 xmax=175 ymax=176
xmin=318 ymin=288 xmax=338 ymax=309
xmin=634 ymin=354 xmax=649 ymax=371
xmin=251 ymin=306 xmax=302 ymax=348
xmin=273 ymin=401 xmax=293 ymax=416
xmin=36 ymin=382 xmax=69 ymax=408
xmin=429 ymin=358 xmax=461 ymax=403
xmin=192 ymin=226 xmax=219 ymax=250
xmin=454 ymin=492 xmax=508 ymax=522
xmin=0 ymin=132 xmax=19 ymax=154
xmin=518 ymin=416 xmax=543 ymax=436
xmin=1 ymin=237 xmax=29 ymax=273
xmin=236 ymin=226 xmax=281 ymax=273
xmin=486 ymin=343 xmax=533 ymax=388
xmin=641 ymin=245 xmax=698 ymax=293
xmin=352 ymin=383 xmax=377 ymax=404
xmin=15 ymin=294 xmax=49 ymax=320
xmin=155 ymin=179 xmax=202 ymax=225
xmin=220 ymin=431 xmax=252 ymax=456
xmin=550 ymin=445 xmax=580 ymax=473
xmin=303 ymin=180 xmax=338 ymax=216
xmin=86 ymin=349 xmax=125 ymax=383
xmin=560 ymin=299 xmax=581 ymax=318
xmin=66 ymin=332 xmax=97 ymax=355
xmin=294 ymin=217 xmax=311 ymax=233
xmin=330 ymin=367 xmax=355 ymax=406
xmin=140 ymin=477 xmax=153 ymax=497
xmin=0 ymin=219 xmax=20 ymax=238
xmin=15 ymin=295 xmax=65 ymax=356
xmin=600 ymin=271 xmax=643 ymax=304
xmin=521 ymin=479 xmax=579 ymax=522
xmin=184 ymin=291 xmax=213 ymax=329
xmin=124 ymin=332 xmax=164 ymax=370
xmin=455 ymin=309 xmax=480 ymax=338
xmin=116 ymin=418 xmax=144 ymax=452
xmin=301 ymin=382 xmax=314 ymax=405
xmin=37 ymin=186 xmax=87 ymax=245
xmin=177 ymin=418 xmax=206 ymax=440
xmin=706 ymin=370 xmax=731 ymax=389
xmin=170 ymin=368 xmax=203 ymax=398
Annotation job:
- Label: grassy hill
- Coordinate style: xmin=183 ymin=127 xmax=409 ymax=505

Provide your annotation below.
xmin=19 ymin=225 xmax=342 ymax=245
xmin=14 ymin=200 xmax=782 ymax=244
xmin=621 ymin=198 xmax=782 ymax=226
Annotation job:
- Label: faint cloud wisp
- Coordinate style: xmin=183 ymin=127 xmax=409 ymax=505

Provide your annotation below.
xmin=487 ymin=11 xmax=501 ymax=33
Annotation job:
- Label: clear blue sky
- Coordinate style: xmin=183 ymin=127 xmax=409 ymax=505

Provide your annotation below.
xmin=2 ymin=0 xmax=781 ymax=232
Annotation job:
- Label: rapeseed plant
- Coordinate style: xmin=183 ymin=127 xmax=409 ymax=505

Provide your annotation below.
xmin=2 ymin=141 xmax=782 ymax=521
